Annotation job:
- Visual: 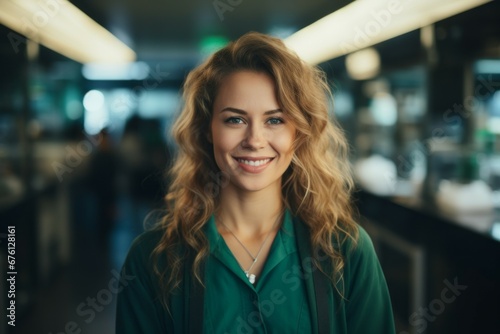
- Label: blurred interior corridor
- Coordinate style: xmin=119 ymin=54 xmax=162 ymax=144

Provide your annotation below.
xmin=3 ymin=118 xmax=169 ymax=334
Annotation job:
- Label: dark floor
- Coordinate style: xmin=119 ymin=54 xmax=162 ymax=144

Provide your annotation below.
xmin=11 ymin=194 xmax=151 ymax=334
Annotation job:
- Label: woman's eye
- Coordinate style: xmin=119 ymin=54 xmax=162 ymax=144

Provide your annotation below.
xmin=224 ymin=117 xmax=244 ymax=124
xmin=267 ymin=117 xmax=284 ymax=125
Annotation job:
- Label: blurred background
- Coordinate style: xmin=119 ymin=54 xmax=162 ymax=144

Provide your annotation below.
xmin=0 ymin=0 xmax=499 ymax=333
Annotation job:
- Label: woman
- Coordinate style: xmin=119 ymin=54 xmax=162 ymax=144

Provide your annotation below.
xmin=116 ymin=32 xmax=395 ymax=334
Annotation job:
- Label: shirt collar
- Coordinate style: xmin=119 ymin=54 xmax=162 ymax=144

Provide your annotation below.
xmin=204 ymin=208 xmax=296 ymax=256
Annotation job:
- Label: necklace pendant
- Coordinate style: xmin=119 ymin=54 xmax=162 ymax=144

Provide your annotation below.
xmin=245 ymin=272 xmax=256 ymax=284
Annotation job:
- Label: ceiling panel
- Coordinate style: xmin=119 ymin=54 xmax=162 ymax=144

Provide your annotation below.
xmin=71 ymin=0 xmax=352 ymax=61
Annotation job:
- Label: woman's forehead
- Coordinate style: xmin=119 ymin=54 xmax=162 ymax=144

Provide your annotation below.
xmin=213 ymin=71 xmax=280 ymax=113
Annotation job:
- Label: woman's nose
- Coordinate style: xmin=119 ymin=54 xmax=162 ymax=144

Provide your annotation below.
xmin=242 ymin=124 xmax=266 ymax=149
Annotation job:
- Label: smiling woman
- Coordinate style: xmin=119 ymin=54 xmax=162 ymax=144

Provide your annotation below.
xmin=115 ymin=32 xmax=396 ymax=334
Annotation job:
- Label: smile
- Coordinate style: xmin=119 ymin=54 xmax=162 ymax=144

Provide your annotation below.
xmin=236 ymin=158 xmax=272 ymax=166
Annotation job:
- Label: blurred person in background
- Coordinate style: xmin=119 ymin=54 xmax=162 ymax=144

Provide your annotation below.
xmin=133 ymin=120 xmax=166 ymax=205
xmin=86 ymin=128 xmax=119 ymax=248
xmin=119 ymin=116 xmax=170 ymax=217
xmin=116 ymin=32 xmax=395 ymax=333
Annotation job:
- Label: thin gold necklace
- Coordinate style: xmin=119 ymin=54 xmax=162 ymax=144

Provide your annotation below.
xmin=220 ymin=211 xmax=283 ymax=284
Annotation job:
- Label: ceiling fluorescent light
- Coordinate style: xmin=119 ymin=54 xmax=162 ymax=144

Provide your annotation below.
xmin=285 ymin=0 xmax=491 ymax=65
xmin=0 ymin=0 xmax=136 ymax=64
xmin=82 ymin=62 xmax=150 ymax=80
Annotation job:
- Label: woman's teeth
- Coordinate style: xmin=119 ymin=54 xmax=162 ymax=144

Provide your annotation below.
xmin=237 ymin=158 xmax=271 ymax=166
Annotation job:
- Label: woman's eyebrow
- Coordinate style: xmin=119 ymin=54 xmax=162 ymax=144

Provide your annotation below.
xmin=220 ymin=107 xmax=283 ymax=115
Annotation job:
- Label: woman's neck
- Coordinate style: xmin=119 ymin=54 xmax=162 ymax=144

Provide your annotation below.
xmin=216 ymin=185 xmax=284 ymax=237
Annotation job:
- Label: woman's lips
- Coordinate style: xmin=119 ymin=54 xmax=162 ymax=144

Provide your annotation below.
xmin=233 ymin=157 xmax=274 ymax=173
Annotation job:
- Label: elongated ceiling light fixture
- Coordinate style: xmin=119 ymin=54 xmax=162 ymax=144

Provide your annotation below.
xmin=285 ymin=0 xmax=491 ymax=65
xmin=0 ymin=0 xmax=136 ymax=64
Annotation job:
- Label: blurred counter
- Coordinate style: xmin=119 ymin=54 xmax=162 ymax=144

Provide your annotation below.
xmin=356 ymin=189 xmax=500 ymax=256
xmin=356 ymin=189 xmax=500 ymax=333
xmin=355 ymin=190 xmax=500 ymax=245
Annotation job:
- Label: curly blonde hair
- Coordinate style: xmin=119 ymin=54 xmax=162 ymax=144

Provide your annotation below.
xmin=152 ymin=31 xmax=358 ymax=306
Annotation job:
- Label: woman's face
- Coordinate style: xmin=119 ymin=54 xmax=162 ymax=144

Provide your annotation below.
xmin=210 ymin=70 xmax=296 ymax=194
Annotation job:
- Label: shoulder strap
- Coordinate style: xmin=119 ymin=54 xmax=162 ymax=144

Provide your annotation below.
xmin=312 ymin=253 xmax=330 ymax=334
xmin=294 ymin=217 xmax=331 ymax=334
xmin=186 ymin=248 xmax=205 ymax=334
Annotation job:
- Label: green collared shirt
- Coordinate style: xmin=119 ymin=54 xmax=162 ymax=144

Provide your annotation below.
xmin=116 ymin=210 xmax=396 ymax=333
xmin=203 ymin=210 xmax=312 ymax=333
